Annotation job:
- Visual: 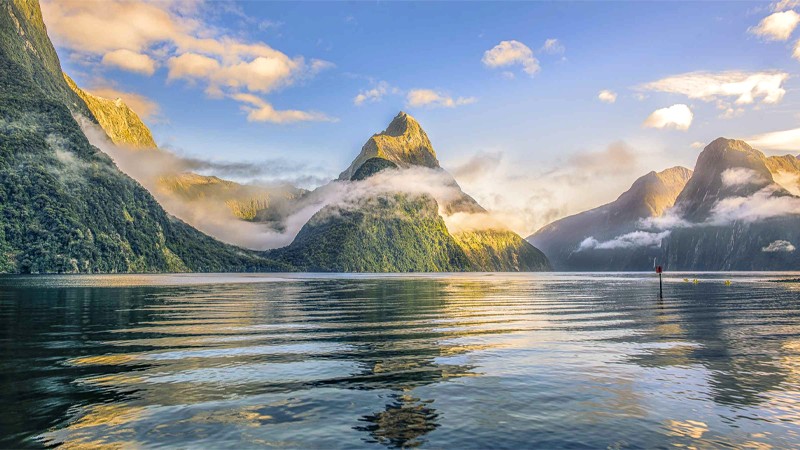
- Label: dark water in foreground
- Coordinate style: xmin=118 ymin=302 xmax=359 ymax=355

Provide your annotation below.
xmin=1 ymin=273 xmax=800 ymax=449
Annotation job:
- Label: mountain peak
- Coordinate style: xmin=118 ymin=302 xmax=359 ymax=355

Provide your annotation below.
xmin=675 ymin=136 xmax=775 ymax=221
xmin=384 ymin=111 xmax=417 ymax=136
xmin=338 ymin=111 xmax=440 ymax=180
xmin=63 ymin=73 xmax=157 ymax=149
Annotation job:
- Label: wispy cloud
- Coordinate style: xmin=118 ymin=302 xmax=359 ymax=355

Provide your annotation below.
xmin=638 ymin=71 xmax=789 ymax=108
xmin=540 ymin=38 xmax=565 ymax=55
xmin=746 ymin=126 xmax=800 ymax=152
xmin=643 ymin=104 xmax=693 ymax=131
xmin=406 ymin=89 xmax=476 ymax=109
xmin=482 ymin=40 xmax=540 ymax=76
xmin=578 ymin=230 xmax=671 ymax=251
xmin=232 ymin=93 xmax=336 ymax=124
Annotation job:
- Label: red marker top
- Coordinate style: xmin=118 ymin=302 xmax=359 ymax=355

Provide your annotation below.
xmin=656 ymin=266 xmax=663 ymax=274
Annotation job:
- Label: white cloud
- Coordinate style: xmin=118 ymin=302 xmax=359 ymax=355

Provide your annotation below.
xmin=746 ymin=126 xmax=800 ymax=152
xmin=406 ymin=89 xmax=476 ymax=109
xmin=232 ymin=93 xmax=335 ymax=124
xmin=762 ymin=240 xmax=796 ymax=252
xmin=540 ymin=38 xmax=565 ymax=54
xmin=750 ymin=10 xmax=800 ymax=41
xmin=598 ymin=90 xmax=617 ymax=103
xmin=40 ymin=0 xmax=333 ymax=124
xmin=354 ymin=81 xmax=391 ymax=106
xmin=101 ymin=49 xmax=157 ymax=75
xmin=708 ymin=185 xmax=800 ymax=225
xmin=794 ymin=39 xmax=800 ymax=60
xmin=720 ymin=168 xmax=767 ymax=187
xmin=638 ymin=71 xmax=789 ymax=106
xmin=691 ymin=141 xmax=706 ymax=149
xmin=774 ymin=0 xmax=800 ymax=11
xmin=482 ymin=40 xmax=540 ymax=76
xmin=578 ymin=230 xmax=671 ymax=251
xmin=643 ymin=104 xmax=693 ymax=131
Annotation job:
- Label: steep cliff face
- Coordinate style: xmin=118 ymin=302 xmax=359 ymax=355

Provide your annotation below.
xmin=528 ymin=166 xmax=692 ymax=270
xmin=270 ymin=112 xmax=551 ymax=272
xmin=63 ymin=74 xmax=157 ymax=148
xmin=661 ymin=138 xmax=800 ymax=270
xmin=0 ymin=0 xmax=284 ymax=273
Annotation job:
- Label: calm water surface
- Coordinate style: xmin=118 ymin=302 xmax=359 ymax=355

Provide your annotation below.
xmin=1 ymin=272 xmax=800 ymax=449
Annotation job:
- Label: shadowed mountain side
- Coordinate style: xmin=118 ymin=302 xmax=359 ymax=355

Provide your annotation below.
xmin=0 ymin=0 xmax=287 ymax=273
xmin=528 ymin=167 xmax=692 ymax=271
xmin=661 ymin=138 xmax=800 ymax=270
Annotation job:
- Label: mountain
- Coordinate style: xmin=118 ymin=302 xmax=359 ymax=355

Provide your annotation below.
xmin=338 ymin=112 xmax=440 ymax=180
xmin=531 ymin=137 xmax=800 ymax=271
xmin=528 ymin=166 xmax=692 ymax=270
xmin=661 ymin=138 xmax=800 ymax=270
xmin=63 ymin=74 xmax=305 ymax=234
xmin=0 ymin=0 xmax=287 ymax=273
xmin=63 ymin=74 xmax=157 ymax=149
xmin=270 ymin=112 xmax=550 ymax=272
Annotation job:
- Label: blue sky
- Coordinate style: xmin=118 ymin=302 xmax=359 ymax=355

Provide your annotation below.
xmin=41 ymin=0 xmax=800 ymax=233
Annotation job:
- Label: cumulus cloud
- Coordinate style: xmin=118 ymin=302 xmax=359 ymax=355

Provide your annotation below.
xmin=40 ymin=0 xmax=333 ymax=124
xmin=354 ymin=81 xmax=393 ymax=106
xmin=540 ymin=38 xmax=565 ymax=54
xmin=578 ymin=230 xmax=671 ymax=251
xmin=101 ymin=49 xmax=157 ymax=75
xmin=750 ymin=10 xmax=800 ymax=41
xmin=643 ymin=104 xmax=693 ymax=130
xmin=720 ymin=167 xmax=767 ymax=187
xmin=746 ymin=126 xmax=800 ymax=152
xmin=762 ymin=240 xmax=796 ymax=252
xmin=232 ymin=93 xmax=335 ymax=124
xmin=482 ymin=40 xmax=540 ymax=76
xmin=598 ymin=90 xmax=617 ymax=103
xmin=406 ymin=89 xmax=476 ymax=108
xmin=638 ymin=71 xmax=789 ymax=106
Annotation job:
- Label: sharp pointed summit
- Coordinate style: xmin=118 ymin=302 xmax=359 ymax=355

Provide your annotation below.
xmin=338 ymin=111 xmax=440 ymax=180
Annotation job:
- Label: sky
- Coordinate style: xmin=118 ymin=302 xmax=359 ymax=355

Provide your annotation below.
xmin=40 ymin=0 xmax=800 ymax=235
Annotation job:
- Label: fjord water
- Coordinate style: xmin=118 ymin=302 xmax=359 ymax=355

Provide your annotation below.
xmin=1 ymin=274 xmax=799 ymax=448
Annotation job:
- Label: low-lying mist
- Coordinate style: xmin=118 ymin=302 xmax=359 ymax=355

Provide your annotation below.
xmin=77 ymin=117 xmax=512 ymax=250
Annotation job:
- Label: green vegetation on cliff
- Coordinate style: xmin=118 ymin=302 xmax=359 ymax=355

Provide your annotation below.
xmin=0 ymin=0 xmax=287 ymax=273
xmin=270 ymin=194 xmax=470 ymax=272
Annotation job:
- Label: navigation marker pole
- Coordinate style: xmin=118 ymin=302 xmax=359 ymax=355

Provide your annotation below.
xmin=656 ymin=265 xmax=663 ymax=299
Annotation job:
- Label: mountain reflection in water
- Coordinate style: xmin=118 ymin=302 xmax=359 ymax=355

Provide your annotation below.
xmin=0 ymin=273 xmax=799 ymax=448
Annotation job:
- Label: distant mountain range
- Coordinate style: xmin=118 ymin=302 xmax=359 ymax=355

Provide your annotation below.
xmin=529 ymin=166 xmax=692 ymax=270
xmin=530 ymin=138 xmax=800 ymax=270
